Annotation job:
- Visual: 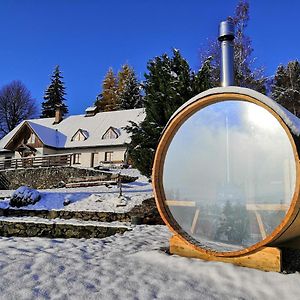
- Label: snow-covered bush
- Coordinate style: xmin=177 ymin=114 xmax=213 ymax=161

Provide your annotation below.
xmin=10 ymin=186 xmax=41 ymax=208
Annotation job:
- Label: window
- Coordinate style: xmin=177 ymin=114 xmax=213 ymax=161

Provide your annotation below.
xmin=102 ymin=127 xmax=119 ymax=140
xmin=28 ymin=133 xmax=36 ymax=144
xmin=71 ymin=129 xmax=88 ymax=142
xmin=104 ymin=152 xmax=113 ymax=162
xmin=73 ymin=153 xmax=81 ymax=164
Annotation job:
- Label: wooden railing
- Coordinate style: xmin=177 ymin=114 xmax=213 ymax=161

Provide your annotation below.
xmin=0 ymin=153 xmax=74 ymax=170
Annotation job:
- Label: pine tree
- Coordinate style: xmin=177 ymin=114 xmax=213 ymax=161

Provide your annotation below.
xmin=201 ymin=0 xmax=267 ymax=93
xmin=117 ymin=64 xmax=143 ymax=109
xmin=272 ymin=60 xmax=300 ymax=117
xmin=41 ymin=65 xmax=68 ymax=118
xmin=215 ymin=201 xmax=249 ymax=244
xmin=126 ymin=49 xmax=213 ymax=177
xmin=95 ymin=68 xmax=118 ymax=112
xmin=118 ymin=64 xmax=131 ymax=96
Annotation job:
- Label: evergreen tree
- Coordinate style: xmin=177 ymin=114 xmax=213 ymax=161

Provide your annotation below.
xmin=117 ymin=64 xmax=143 ymax=109
xmin=118 ymin=64 xmax=131 ymax=96
xmin=95 ymin=68 xmax=118 ymax=112
xmin=271 ymin=60 xmax=300 ymax=117
xmin=201 ymin=0 xmax=267 ymax=93
xmin=126 ymin=49 xmax=213 ymax=177
xmin=41 ymin=65 xmax=68 ymax=118
xmin=215 ymin=201 xmax=249 ymax=244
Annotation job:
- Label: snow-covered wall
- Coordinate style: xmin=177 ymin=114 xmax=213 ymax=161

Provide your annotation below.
xmin=0 ymin=167 xmax=117 ymax=189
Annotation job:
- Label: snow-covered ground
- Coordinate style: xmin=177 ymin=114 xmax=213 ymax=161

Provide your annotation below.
xmin=0 ymin=225 xmax=299 ymax=300
xmin=0 ymin=216 xmax=131 ymax=228
xmin=0 ymin=169 xmax=300 ymax=299
xmin=0 ymin=169 xmax=153 ymax=213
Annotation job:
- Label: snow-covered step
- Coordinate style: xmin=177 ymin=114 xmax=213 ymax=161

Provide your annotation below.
xmin=67 ymin=175 xmax=111 ymax=183
xmin=0 ymin=216 xmax=132 ymax=238
xmin=65 ymin=180 xmax=116 ymax=188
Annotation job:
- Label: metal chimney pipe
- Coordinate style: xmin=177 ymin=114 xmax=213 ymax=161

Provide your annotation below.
xmin=218 ymin=20 xmax=235 ymax=87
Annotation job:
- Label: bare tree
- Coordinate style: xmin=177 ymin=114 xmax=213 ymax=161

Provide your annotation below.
xmin=0 ymin=81 xmax=37 ymax=137
xmin=200 ymin=0 xmax=267 ymax=93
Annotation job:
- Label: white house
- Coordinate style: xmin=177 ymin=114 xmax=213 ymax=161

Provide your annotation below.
xmin=0 ymin=107 xmax=145 ymax=168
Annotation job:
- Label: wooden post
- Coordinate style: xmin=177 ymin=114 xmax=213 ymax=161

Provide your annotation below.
xmin=118 ymin=172 xmax=122 ymax=197
xmin=190 ymin=209 xmax=200 ymax=234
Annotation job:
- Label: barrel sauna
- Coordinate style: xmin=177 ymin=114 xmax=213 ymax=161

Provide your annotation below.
xmin=153 ymin=86 xmax=300 ymax=271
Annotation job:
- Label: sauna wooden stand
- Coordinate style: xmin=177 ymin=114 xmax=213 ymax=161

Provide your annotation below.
xmin=153 ymin=87 xmax=300 ymax=273
xmin=166 ymin=200 xmax=291 ymax=271
xmin=170 ymin=235 xmax=282 ymax=272
xmin=166 ymin=199 xmax=285 ymax=271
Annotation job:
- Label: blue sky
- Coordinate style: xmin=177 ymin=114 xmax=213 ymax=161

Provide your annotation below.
xmin=0 ymin=0 xmax=299 ymax=115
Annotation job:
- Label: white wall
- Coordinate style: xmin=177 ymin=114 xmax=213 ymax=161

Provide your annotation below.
xmin=2 ymin=146 xmax=128 ymax=168
xmin=72 ymin=146 xmax=127 ymax=167
xmin=42 ymin=146 xmax=127 ymax=168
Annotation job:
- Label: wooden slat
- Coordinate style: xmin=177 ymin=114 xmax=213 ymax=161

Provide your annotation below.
xmin=254 ymin=211 xmax=267 ymax=239
xmin=165 ymin=200 xmax=196 ymax=207
xmin=0 ymin=153 xmax=75 ymax=170
xmin=190 ymin=209 xmax=200 ymax=234
xmin=246 ymin=204 xmax=288 ymax=211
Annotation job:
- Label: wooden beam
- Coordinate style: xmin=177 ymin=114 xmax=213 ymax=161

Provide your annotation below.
xmin=246 ymin=204 xmax=288 ymax=211
xmin=165 ymin=200 xmax=196 ymax=207
xmin=190 ymin=209 xmax=200 ymax=234
xmin=254 ymin=211 xmax=267 ymax=239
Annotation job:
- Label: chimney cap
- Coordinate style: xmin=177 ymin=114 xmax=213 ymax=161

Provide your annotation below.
xmin=218 ymin=20 xmax=235 ymax=41
xmin=85 ymin=106 xmax=98 ymax=117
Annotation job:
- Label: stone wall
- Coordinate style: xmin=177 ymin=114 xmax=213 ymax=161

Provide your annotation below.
xmin=0 ymin=166 xmax=135 ymax=189
xmin=0 ymin=198 xmax=164 ymax=225
xmin=0 ymin=220 xmax=130 ymax=238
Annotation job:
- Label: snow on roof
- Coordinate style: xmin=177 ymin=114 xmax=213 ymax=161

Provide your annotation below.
xmin=0 ymin=108 xmax=145 ymax=150
xmin=85 ymin=106 xmax=97 ymax=112
xmin=0 ymin=120 xmax=27 ymax=151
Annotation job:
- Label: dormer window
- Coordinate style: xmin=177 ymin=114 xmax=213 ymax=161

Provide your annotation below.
xmin=102 ymin=127 xmax=119 ymax=140
xmin=71 ymin=129 xmax=89 ymax=142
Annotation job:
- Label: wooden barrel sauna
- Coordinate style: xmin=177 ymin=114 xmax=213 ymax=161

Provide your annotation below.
xmin=153 ymin=86 xmax=300 ymax=269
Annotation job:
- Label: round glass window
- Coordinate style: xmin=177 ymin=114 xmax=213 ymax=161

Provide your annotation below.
xmin=162 ymin=100 xmax=296 ymax=252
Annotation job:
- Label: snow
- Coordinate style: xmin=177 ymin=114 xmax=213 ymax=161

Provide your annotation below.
xmin=170 ymin=71 xmax=178 ymax=78
xmin=0 ymin=170 xmax=299 ymax=298
xmin=0 ymin=108 xmax=146 ymax=150
xmin=12 ymin=186 xmax=40 ymax=202
xmin=85 ymin=106 xmax=97 ymax=112
xmin=0 ymin=216 xmax=131 ymax=228
xmin=10 ymin=186 xmax=41 ymax=208
xmin=0 ymin=225 xmax=299 ymax=299
xmin=0 ymin=169 xmax=152 ymax=213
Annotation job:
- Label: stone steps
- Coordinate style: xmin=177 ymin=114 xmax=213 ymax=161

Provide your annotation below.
xmin=0 ymin=198 xmax=164 ymax=225
xmin=0 ymin=198 xmax=164 ymax=239
xmin=65 ymin=180 xmax=117 ymax=188
xmin=67 ymin=175 xmax=110 ymax=183
xmin=0 ymin=216 xmax=132 ymax=239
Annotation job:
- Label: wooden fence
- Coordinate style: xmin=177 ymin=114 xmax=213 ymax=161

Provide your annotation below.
xmin=0 ymin=153 xmax=74 ymax=170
